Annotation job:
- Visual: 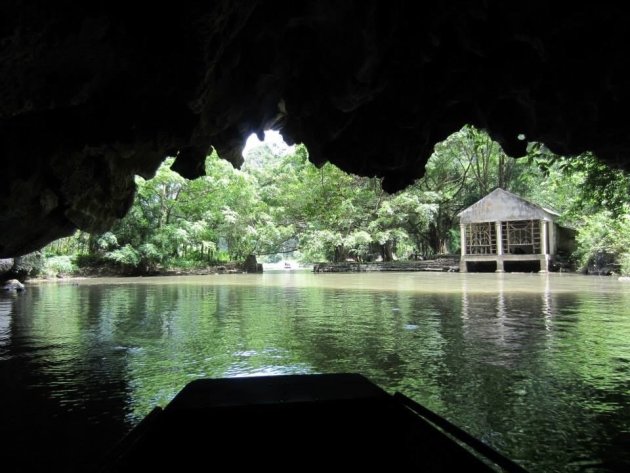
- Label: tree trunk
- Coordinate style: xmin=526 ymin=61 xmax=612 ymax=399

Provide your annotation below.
xmin=334 ymin=246 xmax=349 ymax=263
xmin=243 ymin=254 xmax=262 ymax=273
xmin=381 ymin=240 xmax=394 ymax=261
xmin=427 ymin=223 xmax=440 ymax=255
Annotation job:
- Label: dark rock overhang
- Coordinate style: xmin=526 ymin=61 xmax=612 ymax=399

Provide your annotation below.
xmin=2 ymin=1 xmax=629 ymax=257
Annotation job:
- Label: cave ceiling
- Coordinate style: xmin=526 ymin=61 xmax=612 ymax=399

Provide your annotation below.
xmin=1 ymin=1 xmax=629 ymax=257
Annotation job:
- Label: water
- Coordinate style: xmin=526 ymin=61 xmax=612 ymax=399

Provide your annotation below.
xmin=1 ymin=272 xmax=629 ymax=472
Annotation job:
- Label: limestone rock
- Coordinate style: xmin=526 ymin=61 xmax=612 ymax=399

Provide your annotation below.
xmin=0 ymin=259 xmax=13 ymax=274
xmin=2 ymin=3 xmax=630 ymax=256
xmin=2 ymin=279 xmax=25 ymax=291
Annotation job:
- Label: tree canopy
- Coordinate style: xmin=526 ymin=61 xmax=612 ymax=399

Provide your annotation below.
xmin=39 ymin=126 xmax=630 ymax=275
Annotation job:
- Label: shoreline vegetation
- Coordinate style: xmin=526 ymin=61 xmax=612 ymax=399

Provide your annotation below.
xmin=5 ymin=126 xmax=630 ymax=283
xmin=4 ymin=255 xmax=630 ymax=286
xmin=25 ymin=265 xmax=246 ymax=283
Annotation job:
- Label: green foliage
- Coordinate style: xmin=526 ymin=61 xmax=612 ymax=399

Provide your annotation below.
xmin=36 ymin=127 xmax=630 ymax=274
xmin=573 ymin=209 xmax=630 ymax=274
xmin=105 ymin=244 xmax=141 ymax=269
xmin=12 ymin=252 xmax=46 ymax=277
xmin=524 ymin=145 xmax=630 ymax=219
xmin=95 ymin=232 xmax=118 ymax=251
xmin=74 ymin=253 xmax=105 ymax=268
xmin=520 ymin=144 xmax=630 ymax=272
xmin=619 ymin=253 xmax=630 ymax=276
xmin=410 ymin=125 xmax=530 ymax=254
xmin=42 ymin=255 xmax=77 ymax=277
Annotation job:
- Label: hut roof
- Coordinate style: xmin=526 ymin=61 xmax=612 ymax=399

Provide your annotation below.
xmin=458 ymin=188 xmax=559 ymax=224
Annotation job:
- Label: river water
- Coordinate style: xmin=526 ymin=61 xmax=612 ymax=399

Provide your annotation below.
xmin=0 ymin=272 xmax=629 ymax=472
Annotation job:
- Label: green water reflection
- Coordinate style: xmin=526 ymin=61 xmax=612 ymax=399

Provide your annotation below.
xmin=2 ymin=273 xmax=629 ymax=472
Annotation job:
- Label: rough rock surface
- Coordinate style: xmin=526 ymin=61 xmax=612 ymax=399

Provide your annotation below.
xmin=2 ymin=2 xmax=630 ymax=256
xmin=0 ymin=258 xmax=13 ymax=274
xmin=1 ymin=278 xmax=25 ymax=291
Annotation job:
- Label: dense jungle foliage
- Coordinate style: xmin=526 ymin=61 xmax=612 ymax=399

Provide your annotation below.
xmin=28 ymin=126 xmax=630 ymax=276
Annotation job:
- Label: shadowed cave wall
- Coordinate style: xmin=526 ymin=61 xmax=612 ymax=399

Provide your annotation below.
xmin=2 ymin=1 xmax=630 ymax=257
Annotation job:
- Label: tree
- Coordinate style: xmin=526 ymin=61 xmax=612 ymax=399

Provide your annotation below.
xmin=411 ymin=125 xmax=523 ymax=254
xmin=38 ymin=126 xmax=630 ymax=274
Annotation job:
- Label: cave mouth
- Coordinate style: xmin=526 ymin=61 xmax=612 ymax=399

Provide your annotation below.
xmin=3 ymin=2 xmax=630 ymax=261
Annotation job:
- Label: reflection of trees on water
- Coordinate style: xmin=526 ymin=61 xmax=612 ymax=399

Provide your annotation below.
xmin=277 ymin=274 xmax=628 ymax=471
xmin=0 ymin=293 xmax=15 ymax=350
xmin=1 ymin=285 xmax=133 ymax=472
xmin=455 ymin=275 xmax=630 ymax=471
xmin=2 ymin=277 xmax=629 ymax=472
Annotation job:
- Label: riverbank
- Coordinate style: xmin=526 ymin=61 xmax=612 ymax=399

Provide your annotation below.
xmin=5 ymin=255 xmax=464 ymax=282
xmin=0 ymin=254 xmax=266 ymax=283
xmin=25 ymin=261 xmax=252 ymax=282
xmin=313 ymin=257 xmax=460 ymax=273
xmin=4 ymin=255 xmax=615 ymax=282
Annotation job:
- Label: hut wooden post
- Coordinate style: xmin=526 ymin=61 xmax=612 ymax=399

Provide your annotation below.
xmin=495 ymin=221 xmax=504 ymax=272
xmin=459 ymin=223 xmax=467 ymax=272
xmin=539 ymin=220 xmax=548 ymax=272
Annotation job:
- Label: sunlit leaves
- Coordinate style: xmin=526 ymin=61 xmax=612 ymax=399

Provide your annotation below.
xmin=43 ymin=126 xmax=630 ymax=272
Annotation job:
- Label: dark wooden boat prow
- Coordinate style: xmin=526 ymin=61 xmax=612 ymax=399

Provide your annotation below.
xmin=101 ymin=373 xmax=527 ymax=472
